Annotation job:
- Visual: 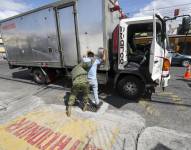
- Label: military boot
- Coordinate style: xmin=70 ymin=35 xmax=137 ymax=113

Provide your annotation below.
xmin=82 ymin=103 xmax=88 ymax=112
xmin=66 ymin=106 xmax=71 ymax=117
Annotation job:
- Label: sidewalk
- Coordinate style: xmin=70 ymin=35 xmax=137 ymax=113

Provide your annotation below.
xmin=1 ymin=89 xmax=191 ymax=150
xmin=0 ymin=103 xmax=145 ymax=150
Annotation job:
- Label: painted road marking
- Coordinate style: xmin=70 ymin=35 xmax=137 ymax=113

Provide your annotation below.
xmin=3 ymin=118 xmax=96 ymax=150
xmin=156 ymin=91 xmax=173 ymax=96
xmin=139 ymin=99 xmax=160 ymax=116
xmin=0 ymin=106 xmax=119 ymax=150
xmin=157 ymin=92 xmax=186 ymax=111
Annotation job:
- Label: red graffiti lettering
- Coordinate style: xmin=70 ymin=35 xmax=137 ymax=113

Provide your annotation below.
xmin=35 ymin=131 xmax=53 ymax=148
xmin=6 ymin=118 xmax=30 ymax=132
xmin=26 ymin=127 xmax=46 ymax=144
xmin=84 ymin=144 xmax=103 ymax=150
xmin=13 ymin=122 xmax=37 ymax=138
xmin=40 ymin=133 xmax=61 ymax=150
xmin=29 ymin=129 xmax=52 ymax=146
xmin=69 ymin=140 xmax=81 ymax=150
xmin=5 ymin=118 xmax=102 ymax=150
xmin=50 ymin=136 xmax=72 ymax=150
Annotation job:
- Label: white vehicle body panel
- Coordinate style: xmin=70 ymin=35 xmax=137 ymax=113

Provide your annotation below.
xmin=149 ymin=40 xmax=164 ymax=82
xmin=118 ymin=22 xmax=128 ymax=70
xmin=149 ymin=14 xmax=164 ymax=82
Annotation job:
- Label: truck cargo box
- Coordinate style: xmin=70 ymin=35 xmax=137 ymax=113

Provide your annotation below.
xmin=0 ymin=0 xmax=120 ymax=70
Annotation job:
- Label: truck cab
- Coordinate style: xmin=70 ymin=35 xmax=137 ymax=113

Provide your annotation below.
xmin=112 ymin=14 xmax=171 ymax=99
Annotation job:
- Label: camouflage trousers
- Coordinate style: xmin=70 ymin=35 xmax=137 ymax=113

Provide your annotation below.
xmin=68 ymin=78 xmax=90 ymax=106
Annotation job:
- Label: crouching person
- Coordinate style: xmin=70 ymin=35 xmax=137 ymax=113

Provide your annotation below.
xmin=66 ymin=62 xmax=90 ymax=117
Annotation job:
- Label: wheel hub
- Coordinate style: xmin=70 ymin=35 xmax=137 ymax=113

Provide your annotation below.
xmin=36 ymin=73 xmax=42 ymax=81
xmin=124 ymin=82 xmax=137 ymax=95
xmin=183 ymin=61 xmax=189 ymax=67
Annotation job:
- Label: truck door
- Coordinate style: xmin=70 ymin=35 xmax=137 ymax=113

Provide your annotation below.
xmin=149 ymin=15 xmax=164 ymax=82
xmin=57 ymin=6 xmax=78 ymax=67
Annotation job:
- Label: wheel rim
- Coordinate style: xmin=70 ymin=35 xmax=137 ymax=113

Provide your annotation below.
xmin=123 ymin=81 xmax=138 ymax=96
xmin=35 ymin=72 xmax=43 ymax=82
xmin=183 ymin=61 xmax=189 ymax=67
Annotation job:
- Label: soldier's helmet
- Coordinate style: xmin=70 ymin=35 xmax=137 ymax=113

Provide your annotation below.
xmin=81 ymin=57 xmax=92 ymax=71
xmin=81 ymin=61 xmax=92 ymax=71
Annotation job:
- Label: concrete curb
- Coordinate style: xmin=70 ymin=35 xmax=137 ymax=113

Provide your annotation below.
xmin=44 ymin=104 xmax=146 ymax=150
xmin=137 ymin=126 xmax=191 ymax=150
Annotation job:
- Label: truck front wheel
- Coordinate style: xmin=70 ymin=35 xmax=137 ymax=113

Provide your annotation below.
xmin=117 ymin=76 xmax=144 ymax=100
xmin=32 ymin=68 xmax=46 ymax=84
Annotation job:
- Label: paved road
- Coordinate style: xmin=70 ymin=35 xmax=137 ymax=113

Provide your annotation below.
xmin=0 ymin=60 xmax=190 ymax=133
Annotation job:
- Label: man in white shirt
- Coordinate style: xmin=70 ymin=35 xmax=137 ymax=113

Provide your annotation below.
xmin=83 ymin=48 xmax=106 ymax=108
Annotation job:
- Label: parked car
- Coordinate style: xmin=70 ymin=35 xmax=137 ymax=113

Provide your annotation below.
xmin=170 ymin=52 xmax=191 ymax=66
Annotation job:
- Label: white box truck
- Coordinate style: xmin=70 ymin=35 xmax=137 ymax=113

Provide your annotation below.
xmin=0 ymin=0 xmax=171 ymax=100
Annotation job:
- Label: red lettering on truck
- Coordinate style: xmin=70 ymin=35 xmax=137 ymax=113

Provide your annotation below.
xmin=2 ymin=23 xmax=16 ymax=30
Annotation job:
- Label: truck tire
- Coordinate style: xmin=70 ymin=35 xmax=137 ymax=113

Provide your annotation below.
xmin=117 ymin=76 xmax=144 ymax=100
xmin=143 ymin=89 xmax=152 ymax=100
xmin=32 ymin=68 xmax=46 ymax=84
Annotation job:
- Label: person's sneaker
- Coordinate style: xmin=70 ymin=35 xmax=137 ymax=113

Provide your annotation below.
xmin=66 ymin=106 xmax=71 ymax=117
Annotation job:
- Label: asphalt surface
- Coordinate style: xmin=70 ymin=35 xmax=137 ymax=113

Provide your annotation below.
xmin=0 ymin=60 xmax=190 ymax=133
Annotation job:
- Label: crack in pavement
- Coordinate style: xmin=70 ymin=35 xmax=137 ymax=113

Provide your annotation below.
xmin=0 ymin=105 xmax=7 ymax=111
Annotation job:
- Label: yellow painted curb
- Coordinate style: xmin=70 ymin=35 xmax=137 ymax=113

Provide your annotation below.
xmin=0 ymin=106 xmax=119 ymax=150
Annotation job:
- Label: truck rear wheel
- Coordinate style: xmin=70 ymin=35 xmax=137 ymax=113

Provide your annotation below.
xmin=117 ymin=76 xmax=144 ymax=100
xmin=32 ymin=68 xmax=46 ymax=84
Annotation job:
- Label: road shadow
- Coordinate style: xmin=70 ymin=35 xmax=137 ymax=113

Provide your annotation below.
xmin=5 ymin=68 xmax=142 ymax=109
xmin=188 ymin=83 xmax=191 ymax=88
xmin=0 ymin=68 xmax=72 ymax=92
xmin=176 ymin=78 xmax=191 ymax=82
xmin=148 ymin=99 xmax=191 ymax=108
xmin=151 ymin=143 xmax=172 ymax=150
xmin=176 ymin=78 xmax=191 ymax=89
xmin=103 ymin=93 xmax=139 ymax=108
xmin=98 ymin=81 xmax=139 ymax=108
xmin=12 ymin=69 xmax=32 ymax=81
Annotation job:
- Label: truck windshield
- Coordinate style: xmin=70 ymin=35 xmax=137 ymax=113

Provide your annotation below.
xmin=126 ymin=18 xmax=166 ymax=66
xmin=127 ymin=22 xmax=164 ymax=55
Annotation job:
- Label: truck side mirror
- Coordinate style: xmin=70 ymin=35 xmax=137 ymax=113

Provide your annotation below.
xmin=174 ymin=9 xmax=180 ymax=17
xmin=182 ymin=17 xmax=191 ymax=33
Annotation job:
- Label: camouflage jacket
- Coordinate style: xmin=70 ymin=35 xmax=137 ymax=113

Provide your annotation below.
xmin=71 ymin=64 xmax=87 ymax=82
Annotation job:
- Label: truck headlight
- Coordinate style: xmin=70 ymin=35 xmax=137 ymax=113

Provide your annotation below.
xmin=163 ymin=58 xmax=171 ymax=71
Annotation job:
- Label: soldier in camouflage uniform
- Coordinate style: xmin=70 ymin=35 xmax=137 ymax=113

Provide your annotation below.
xmin=66 ymin=62 xmax=90 ymax=117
